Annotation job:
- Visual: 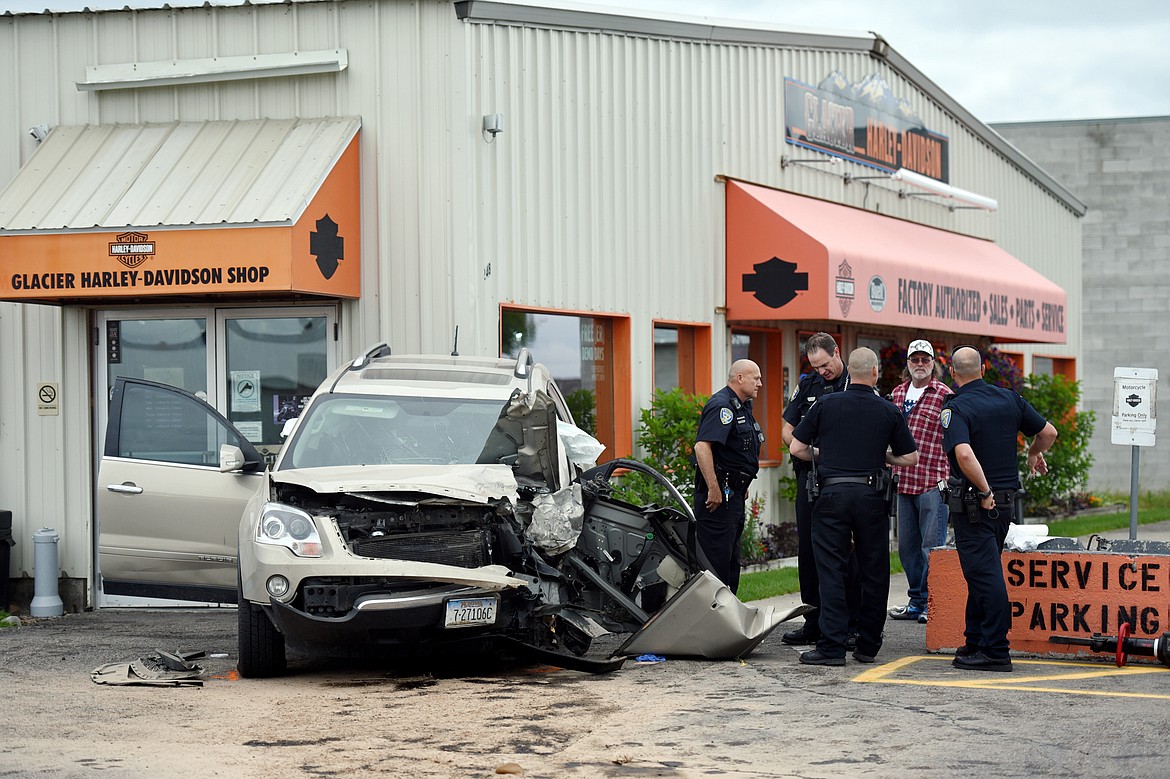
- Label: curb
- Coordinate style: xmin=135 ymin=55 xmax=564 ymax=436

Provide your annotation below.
xmin=740 ymin=556 xmax=798 ymax=574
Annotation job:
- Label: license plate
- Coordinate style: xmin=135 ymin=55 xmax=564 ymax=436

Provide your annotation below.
xmin=443 ymin=596 xmax=498 ymax=628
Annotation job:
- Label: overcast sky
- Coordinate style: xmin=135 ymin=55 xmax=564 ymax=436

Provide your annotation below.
xmin=625 ymin=0 xmax=1170 ymax=123
xmin=3 ymin=0 xmax=1167 ymax=123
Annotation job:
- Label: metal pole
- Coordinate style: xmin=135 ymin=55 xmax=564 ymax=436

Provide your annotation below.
xmin=1130 ymin=445 xmax=1140 ymax=540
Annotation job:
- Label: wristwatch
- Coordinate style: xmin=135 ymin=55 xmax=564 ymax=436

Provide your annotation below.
xmin=976 ymin=489 xmax=993 ymax=500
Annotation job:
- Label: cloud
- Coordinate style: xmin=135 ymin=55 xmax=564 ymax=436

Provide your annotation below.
xmin=626 ymin=0 xmax=1170 ymax=122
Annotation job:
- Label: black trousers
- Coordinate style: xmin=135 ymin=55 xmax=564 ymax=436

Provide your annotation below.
xmin=810 ymin=484 xmax=889 ymax=658
xmin=796 ymin=469 xmax=862 ymax=634
xmin=694 ymin=488 xmax=746 ymax=594
xmin=951 ymin=501 xmax=1014 ymax=659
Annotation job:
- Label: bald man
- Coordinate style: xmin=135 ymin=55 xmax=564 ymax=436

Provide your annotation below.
xmin=693 ymin=359 xmax=764 ymax=593
xmin=942 ymin=346 xmax=1057 ymax=672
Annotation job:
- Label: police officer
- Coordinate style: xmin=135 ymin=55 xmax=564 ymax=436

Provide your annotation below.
xmin=693 ymin=359 xmax=764 ymax=594
xmin=789 ymin=347 xmax=919 ymax=666
xmin=942 ymin=346 xmax=1057 ymax=672
xmin=781 ymin=332 xmax=853 ymax=646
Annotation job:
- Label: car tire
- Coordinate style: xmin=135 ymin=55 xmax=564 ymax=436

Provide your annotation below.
xmin=237 ymin=591 xmax=287 ymax=678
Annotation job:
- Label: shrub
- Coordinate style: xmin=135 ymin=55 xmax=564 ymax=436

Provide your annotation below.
xmin=878 ymin=342 xmax=908 ymax=397
xmin=933 ymin=344 xmax=1025 ymax=393
xmin=565 ymin=388 xmax=597 ymax=436
xmin=1019 ymin=373 xmax=1095 ymax=513
xmin=739 ymin=495 xmax=768 ymax=564
xmin=610 ymin=387 xmax=706 ymax=507
xmin=764 ymin=522 xmax=799 ymax=558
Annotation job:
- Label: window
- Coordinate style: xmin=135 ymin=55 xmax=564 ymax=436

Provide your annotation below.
xmin=283 ymin=395 xmax=509 ymax=468
xmin=501 ymin=307 xmax=631 ymax=460
xmin=653 ymin=322 xmax=711 ymax=395
xmin=220 ymin=313 xmax=330 ymax=449
xmin=731 ymin=328 xmax=783 ymax=462
xmin=1033 ymin=356 xmax=1076 ymax=380
xmin=116 ymin=382 xmax=245 ymax=467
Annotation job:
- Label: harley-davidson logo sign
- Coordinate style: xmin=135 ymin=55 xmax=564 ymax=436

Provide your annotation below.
xmin=835 ymin=259 xmax=855 ymax=317
xmin=108 ymin=231 xmax=155 ymax=269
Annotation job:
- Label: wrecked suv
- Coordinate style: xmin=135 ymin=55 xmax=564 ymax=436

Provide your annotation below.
xmin=234 ymin=346 xmax=720 ymax=677
xmin=99 ymin=346 xmax=802 ymax=678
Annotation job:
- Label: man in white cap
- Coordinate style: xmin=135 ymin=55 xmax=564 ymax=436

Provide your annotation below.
xmin=888 ymin=339 xmax=954 ymax=623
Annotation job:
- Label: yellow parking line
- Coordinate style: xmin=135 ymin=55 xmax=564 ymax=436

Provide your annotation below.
xmin=851 ymin=655 xmax=1170 ymax=700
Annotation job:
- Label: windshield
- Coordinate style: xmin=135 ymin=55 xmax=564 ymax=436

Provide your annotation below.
xmin=279 ymin=394 xmax=514 ymax=469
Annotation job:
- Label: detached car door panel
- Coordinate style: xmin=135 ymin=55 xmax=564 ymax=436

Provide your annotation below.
xmin=98 ymin=377 xmax=264 ymax=602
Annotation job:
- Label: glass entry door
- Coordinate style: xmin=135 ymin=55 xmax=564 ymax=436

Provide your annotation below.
xmin=103 ymin=316 xmax=211 ymax=400
xmin=217 ymin=310 xmax=332 ymax=462
xmin=95 ymin=306 xmax=337 ymax=466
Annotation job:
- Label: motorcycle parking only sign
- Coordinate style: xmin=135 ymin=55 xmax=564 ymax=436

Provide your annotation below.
xmin=1111 ymin=367 xmax=1157 ymax=446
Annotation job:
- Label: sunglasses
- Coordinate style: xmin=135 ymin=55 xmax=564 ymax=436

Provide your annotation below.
xmin=908 ymin=356 xmax=933 ymax=365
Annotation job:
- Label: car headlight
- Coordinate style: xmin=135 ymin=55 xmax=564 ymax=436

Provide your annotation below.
xmin=256 ymin=503 xmax=323 ymax=557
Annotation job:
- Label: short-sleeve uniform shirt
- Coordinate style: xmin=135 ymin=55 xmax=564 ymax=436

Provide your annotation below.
xmin=695 ymin=385 xmax=763 ymax=477
xmin=792 ymin=384 xmax=917 ymax=480
xmin=941 ymin=381 xmax=1047 ymax=490
xmin=782 ymin=369 xmax=849 ymax=472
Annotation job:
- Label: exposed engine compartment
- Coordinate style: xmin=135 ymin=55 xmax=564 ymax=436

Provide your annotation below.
xmin=265 ymin=463 xmax=703 ymax=662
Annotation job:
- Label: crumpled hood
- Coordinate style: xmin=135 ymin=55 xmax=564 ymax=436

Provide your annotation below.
xmin=271 ymin=464 xmax=520 ymax=503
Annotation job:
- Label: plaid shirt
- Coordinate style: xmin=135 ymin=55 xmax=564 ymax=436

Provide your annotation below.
xmin=891 ymin=378 xmax=954 ymax=495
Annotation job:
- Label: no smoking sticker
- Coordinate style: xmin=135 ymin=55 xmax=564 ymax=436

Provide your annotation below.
xmin=37 ymin=382 xmax=59 ymax=416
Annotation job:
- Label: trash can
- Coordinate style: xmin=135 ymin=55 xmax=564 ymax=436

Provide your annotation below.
xmin=0 ymin=510 xmax=13 ymax=611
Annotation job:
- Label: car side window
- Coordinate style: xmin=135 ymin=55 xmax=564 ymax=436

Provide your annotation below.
xmin=116 ymin=383 xmax=244 ymax=466
xmin=546 ymin=381 xmax=572 ymax=424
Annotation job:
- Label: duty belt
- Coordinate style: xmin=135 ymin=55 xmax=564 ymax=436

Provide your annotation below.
xmin=992 ymin=489 xmax=1018 ymax=504
xmin=821 ymin=476 xmax=873 ymax=487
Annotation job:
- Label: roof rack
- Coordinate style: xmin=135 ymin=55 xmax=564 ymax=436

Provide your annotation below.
xmin=350 ymin=342 xmax=392 ymax=371
xmin=513 ymin=348 xmax=534 ymax=378
xmin=513 ymin=348 xmax=535 ymax=393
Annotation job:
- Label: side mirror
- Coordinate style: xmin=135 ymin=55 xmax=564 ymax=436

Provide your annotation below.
xmin=220 ymin=444 xmax=247 ymax=473
xmin=280 ymin=418 xmax=299 ymax=440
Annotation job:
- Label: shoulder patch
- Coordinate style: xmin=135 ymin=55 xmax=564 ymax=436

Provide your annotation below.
xmin=940 ymin=408 xmax=952 ymax=429
xmin=719 ymin=408 xmax=734 ymax=425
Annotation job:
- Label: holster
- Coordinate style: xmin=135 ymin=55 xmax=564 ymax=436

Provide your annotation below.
xmin=877 ymin=469 xmax=898 ymax=519
xmin=944 ymin=476 xmax=966 ymax=512
xmin=945 ymin=476 xmax=982 ymax=524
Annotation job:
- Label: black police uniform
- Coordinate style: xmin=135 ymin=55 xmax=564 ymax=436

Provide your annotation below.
xmin=792 ymin=384 xmax=916 ymax=660
xmin=693 ymin=385 xmax=763 ymax=593
xmin=941 ymin=380 xmax=1048 ymax=660
xmin=781 ymin=368 xmax=857 ymax=641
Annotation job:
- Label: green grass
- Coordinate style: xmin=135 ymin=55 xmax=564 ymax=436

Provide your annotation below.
xmin=738 ymin=553 xmax=903 ymax=602
xmin=737 ymin=566 xmax=801 ymax=603
xmin=1042 ymin=493 xmax=1170 ymax=538
xmin=737 ymin=492 xmax=1170 ymax=603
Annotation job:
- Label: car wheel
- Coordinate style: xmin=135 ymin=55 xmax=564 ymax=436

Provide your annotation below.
xmin=237 ymin=592 xmax=287 ymax=678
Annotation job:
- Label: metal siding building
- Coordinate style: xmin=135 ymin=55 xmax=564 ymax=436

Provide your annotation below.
xmin=0 ymin=0 xmax=1082 ymax=609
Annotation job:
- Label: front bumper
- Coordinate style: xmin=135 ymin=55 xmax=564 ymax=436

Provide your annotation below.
xmin=265 ymin=582 xmax=526 ymax=653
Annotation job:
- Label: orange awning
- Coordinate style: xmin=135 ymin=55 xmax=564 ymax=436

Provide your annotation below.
xmin=0 ymin=118 xmax=361 ymax=304
xmin=725 ymin=180 xmax=1067 ymax=343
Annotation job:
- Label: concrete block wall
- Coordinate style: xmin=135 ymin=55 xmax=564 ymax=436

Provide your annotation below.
xmin=994 ymin=117 xmax=1170 ymax=494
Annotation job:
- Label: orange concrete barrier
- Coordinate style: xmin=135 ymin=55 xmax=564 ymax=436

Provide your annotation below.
xmin=926 ymin=548 xmax=1170 ymax=662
